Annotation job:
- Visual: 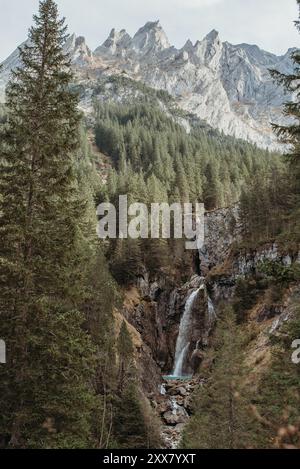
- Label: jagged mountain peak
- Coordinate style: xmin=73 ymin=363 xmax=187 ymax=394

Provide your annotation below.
xmin=106 ymin=28 xmax=131 ymax=43
xmin=0 ymin=39 xmax=30 ymax=100
xmin=0 ymin=21 xmax=294 ymax=149
xmin=136 ymin=20 xmax=161 ymax=32
xmin=183 ymin=31 xmax=221 ymax=53
xmin=186 ymin=29 xmax=222 ymax=67
xmin=205 ymin=29 xmax=220 ymax=43
xmin=95 ymin=20 xmax=171 ymax=57
xmin=64 ymin=34 xmax=93 ymax=65
xmin=183 ymin=39 xmax=194 ymax=50
xmin=132 ymin=20 xmax=171 ymax=54
xmin=95 ymin=28 xmax=132 ymax=56
xmin=75 ymin=36 xmax=88 ymax=47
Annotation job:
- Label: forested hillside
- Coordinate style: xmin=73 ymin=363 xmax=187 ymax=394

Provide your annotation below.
xmin=0 ymin=0 xmax=161 ymax=449
xmin=94 ymin=102 xmax=283 ymax=281
xmin=95 ymin=102 xmax=281 ymax=209
xmin=181 ymin=11 xmax=300 ymax=447
xmin=0 ymin=0 xmax=300 ymax=452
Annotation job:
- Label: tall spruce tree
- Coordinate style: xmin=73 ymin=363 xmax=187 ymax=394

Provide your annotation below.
xmin=0 ymin=0 xmax=101 ymax=448
xmin=270 ymin=0 xmax=300 ymax=241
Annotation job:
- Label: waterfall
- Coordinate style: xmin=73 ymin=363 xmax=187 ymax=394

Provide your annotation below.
xmin=172 ymin=289 xmax=200 ymax=377
xmin=173 ymin=343 xmax=189 ymax=377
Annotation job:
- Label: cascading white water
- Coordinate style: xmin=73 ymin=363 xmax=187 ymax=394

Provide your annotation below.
xmin=171 ymin=397 xmax=179 ymax=415
xmin=173 ymin=343 xmax=189 ymax=377
xmin=172 ymin=289 xmax=200 ymax=377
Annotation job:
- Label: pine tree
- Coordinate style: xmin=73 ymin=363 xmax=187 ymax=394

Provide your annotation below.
xmin=113 ymin=382 xmax=149 ymax=449
xmin=203 ymin=161 xmax=220 ymax=210
xmin=116 ymin=321 xmax=136 ymax=392
xmin=175 ymin=158 xmax=190 ymax=203
xmin=271 ymin=2 xmax=300 ymax=161
xmin=270 ymin=0 xmax=300 ymax=241
xmin=0 ymin=0 xmax=99 ymax=448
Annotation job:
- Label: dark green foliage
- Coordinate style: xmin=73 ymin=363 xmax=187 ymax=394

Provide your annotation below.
xmin=0 ymin=0 xmax=117 ymax=449
xmin=110 ymin=239 xmax=144 ymax=286
xmin=251 ymin=9 xmax=300 ymax=445
xmin=93 ymin=75 xmax=174 ymax=109
xmin=0 ymin=307 xmax=98 ymax=449
xmin=232 ymin=260 xmax=300 ymax=323
xmin=181 ymin=307 xmax=258 ymax=449
xmin=255 ymin=297 xmax=300 ymax=448
xmin=95 ymin=103 xmax=280 ymax=208
xmin=113 ymin=383 xmax=149 ymax=449
xmin=94 ymin=102 xmax=281 ymax=281
xmin=258 ymin=260 xmax=300 ymax=286
xmin=240 ymin=1 xmax=300 ymax=246
xmin=112 ymin=322 xmax=162 ymax=449
xmin=117 ymin=321 xmax=136 ymax=391
xmin=0 ymin=104 xmax=6 ymax=124
xmin=143 ymin=238 xmax=170 ymax=276
xmin=232 ymin=277 xmax=263 ymax=323
xmin=239 ymin=166 xmax=298 ymax=246
xmin=114 ymin=324 xmax=146 ymax=448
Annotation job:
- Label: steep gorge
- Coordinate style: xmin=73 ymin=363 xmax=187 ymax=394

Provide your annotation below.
xmin=1 ymin=0 xmax=299 ymax=451
xmin=118 ymin=206 xmax=300 ymax=448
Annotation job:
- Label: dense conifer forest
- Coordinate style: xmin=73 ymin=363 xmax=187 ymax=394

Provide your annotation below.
xmin=0 ymin=0 xmax=300 ymax=451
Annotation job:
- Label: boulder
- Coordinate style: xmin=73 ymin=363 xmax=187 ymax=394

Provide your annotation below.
xmin=175 ymin=423 xmax=186 ymax=432
xmin=168 ymin=386 xmax=180 ymax=396
xmin=163 ymin=407 xmax=188 ymax=425
xmin=184 ymin=396 xmax=193 ymax=411
xmin=175 ymin=396 xmax=184 ymax=406
xmin=157 ymin=400 xmax=171 ymax=415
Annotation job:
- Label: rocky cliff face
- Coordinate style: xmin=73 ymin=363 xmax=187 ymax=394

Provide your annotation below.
xmin=120 ymin=273 xmax=215 ymax=449
xmin=0 ymin=21 xmax=294 ymax=148
xmin=122 ymin=206 xmax=300 ymax=392
xmin=121 ymin=274 xmax=212 ymax=382
xmin=114 ymin=206 xmax=299 ymax=448
xmin=201 ymin=205 xmax=299 ymax=297
xmin=200 ymin=205 xmax=242 ymax=273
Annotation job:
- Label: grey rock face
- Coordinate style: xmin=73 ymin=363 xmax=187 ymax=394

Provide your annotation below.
xmin=65 ymin=34 xmax=94 ymax=66
xmin=90 ymin=24 xmax=294 ymax=149
xmin=0 ymin=22 xmax=294 ymax=148
xmin=200 ymin=205 xmax=242 ymax=274
xmin=0 ymin=40 xmax=29 ymax=101
xmin=199 ymin=206 xmax=300 ymax=305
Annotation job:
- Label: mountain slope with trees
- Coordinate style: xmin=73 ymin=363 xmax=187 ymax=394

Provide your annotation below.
xmin=181 ymin=0 xmax=300 ymax=448
xmin=0 ymin=0 xmax=160 ymax=449
xmin=0 ymin=0 xmax=299 ymax=451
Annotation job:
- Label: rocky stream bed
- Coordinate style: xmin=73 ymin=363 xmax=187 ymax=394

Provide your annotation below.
xmin=151 ymin=378 xmax=201 ymax=449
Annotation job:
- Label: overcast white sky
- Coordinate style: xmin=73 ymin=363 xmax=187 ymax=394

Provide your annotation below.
xmin=0 ymin=0 xmax=299 ymax=62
